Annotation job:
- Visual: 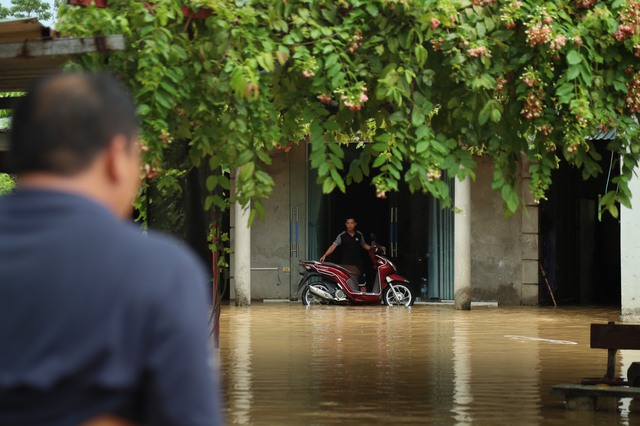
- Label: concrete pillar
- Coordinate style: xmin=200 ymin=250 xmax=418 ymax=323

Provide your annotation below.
xmin=621 ymin=166 xmax=640 ymax=321
xmin=454 ymin=175 xmax=472 ymax=310
xmin=234 ymin=197 xmax=251 ymax=306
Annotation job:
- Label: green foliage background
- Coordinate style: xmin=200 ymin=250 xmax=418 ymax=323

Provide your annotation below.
xmin=55 ymin=0 xmax=640 ymax=221
xmin=0 ymin=174 xmax=15 ymax=196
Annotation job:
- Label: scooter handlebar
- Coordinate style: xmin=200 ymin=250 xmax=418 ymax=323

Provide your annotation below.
xmin=370 ymin=242 xmax=386 ymax=256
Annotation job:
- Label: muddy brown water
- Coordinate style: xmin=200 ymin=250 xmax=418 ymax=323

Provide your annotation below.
xmin=219 ymin=303 xmax=640 ymax=425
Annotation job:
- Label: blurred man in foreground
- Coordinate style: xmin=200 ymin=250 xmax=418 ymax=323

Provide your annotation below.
xmin=0 ymin=72 xmax=222 ymax=425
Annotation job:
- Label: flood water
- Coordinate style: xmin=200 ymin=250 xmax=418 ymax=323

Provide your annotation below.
xmin=218 ymin=303 xmax=640 ymax=425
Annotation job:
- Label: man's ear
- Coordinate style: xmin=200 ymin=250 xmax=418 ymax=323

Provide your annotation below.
xmin=104 ymin=134 xmax=129 ymax=183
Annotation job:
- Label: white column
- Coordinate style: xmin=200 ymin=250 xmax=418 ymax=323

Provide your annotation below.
xmin=234 ymin=198 xmax=252 ymax=306
xmin=621 ymin=166 xmax=640 ymax=321
xmin=454 ymin=175 xmax=472 ymax=310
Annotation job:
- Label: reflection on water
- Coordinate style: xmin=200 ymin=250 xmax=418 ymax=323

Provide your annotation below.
xmin=219 ymin=304 xmax=640 ymax=425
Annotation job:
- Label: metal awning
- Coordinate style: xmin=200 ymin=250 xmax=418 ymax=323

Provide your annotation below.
xmin=0 ymin=18 xmax=126 ymax=170
xmin=0 ymin=18 xmax=125 ymax=92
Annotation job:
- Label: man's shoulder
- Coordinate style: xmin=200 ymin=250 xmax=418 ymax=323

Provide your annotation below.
xmin=335 ymin=230 xmax=347 ymax=241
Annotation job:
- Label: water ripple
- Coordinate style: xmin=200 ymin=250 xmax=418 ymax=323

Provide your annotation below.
xmin=220 ymin=304 xmax=629 ymax=425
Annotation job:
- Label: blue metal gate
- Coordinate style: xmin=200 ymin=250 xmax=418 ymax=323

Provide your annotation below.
xmin=427 ymin=177 xmax=455 ymax=300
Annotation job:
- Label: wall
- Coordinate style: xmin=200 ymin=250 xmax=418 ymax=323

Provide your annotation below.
xmin=230 ymin=143 xmax=307 ymax=301
xmin=621 ymin=168 xmax=640 ymax=321
xmin=231 ymin=148 xmax=540 ymax=305
xmin=470 ymin=156 xmax=539 ymax=305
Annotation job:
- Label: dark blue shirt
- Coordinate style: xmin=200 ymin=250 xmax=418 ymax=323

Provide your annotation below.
xmin=0 ymin=189 xmax=222 ymax=425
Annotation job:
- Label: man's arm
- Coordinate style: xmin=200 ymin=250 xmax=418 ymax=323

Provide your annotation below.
xmin=359 ymin=232 xmax=371 ymax=251
xmin=320 ymin=243 xmax=338 ymax=262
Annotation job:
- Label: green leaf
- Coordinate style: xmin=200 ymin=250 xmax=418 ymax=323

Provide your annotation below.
xmin=372 ymin=155 xmax=387 ymax=168
xmin=477 ymin=22 xmax=486 ymax=37
xmin=415 ymin=125 xmax=429 ymax=139
xmin=322 ymin=177 xmax=336 ymax=193
xmin=490 ymin=108 xmax=501 ymax=123
xmin=567 ymin=66 xmax=580 ymax=80
xmin=204 ymin=195 xmax=215 ymax=211
xmin=206 ymin=175 xmax=217 ymax=191
xmin=478 ymin=101 xmax=492 ymax=125
xmin=376 ymin=133 xmax=391 ymax=143
xmin=372 ymin=142 xmax=388 ymax=152
xmin=411 ymin=109 xmax=425 ymax=126
xmin=256 ymin=52 xmax=275 ymax=72
xmin=566 ymin=50 xmax=582 ymax=65
xmin=330 ymin=168 xmax=345 ymax=192
xmin=325 ymin=53 xmax=339 ymax=68
xmin=137 ymin=104 xmax=151 ymax=116
xmin=328 ymin=143 xmax=344 ymax=158
xmin=414 ymin=45 xmax=428 ymax=67
xmin=389 ymin=111 xmax=406 ymax=122
xmin=556 ymin=82 xmax=574 ymax=98
xmin=501 ymin=185 xmax=519 ymax=213
xmin=318 ymin=162 xmax=329 ymax=177
xmin=580 ymin=65 xmax=592 ymax=86
xmin=239 ymin=162 xmax=255 ymax=180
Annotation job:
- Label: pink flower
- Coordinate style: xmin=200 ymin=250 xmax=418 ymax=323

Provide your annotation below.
xmin=430 ymin=18 xmax=440 ymax=30
xmin=359 ymin=93 xmax=369 ymax=102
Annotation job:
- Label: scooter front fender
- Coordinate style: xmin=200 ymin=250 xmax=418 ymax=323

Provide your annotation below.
xmin=386 ymin=273 xmax=410 ymax=284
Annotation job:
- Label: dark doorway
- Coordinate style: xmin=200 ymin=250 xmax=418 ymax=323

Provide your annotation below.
xmin=539 ymin=146 xmax=621 ymax=306
xmin=309 ymin=146 xmax=438 ymax=295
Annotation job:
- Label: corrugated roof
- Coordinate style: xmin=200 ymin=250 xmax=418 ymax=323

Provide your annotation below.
xmin=0 ymin=18 xmax=58 ymax=92
xmin=589 ymin=129 xmax=617 ymax=141
xmin=0 ymin=18 xmax=125 ymax=92
xmin=0 ymin=17 xmax=51 ymax=42
xmin=0 ymin=17 xmax=126 ymax=169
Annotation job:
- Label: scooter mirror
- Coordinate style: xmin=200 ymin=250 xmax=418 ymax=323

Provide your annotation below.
xmin=370 ymin=233 xmax=377 ymax=243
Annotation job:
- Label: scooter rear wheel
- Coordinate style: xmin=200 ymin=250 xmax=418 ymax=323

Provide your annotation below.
xmin=383 ymin=283 xmax=414 ymax=306
xmin=302 ymin=283 xmax=331 ymax=306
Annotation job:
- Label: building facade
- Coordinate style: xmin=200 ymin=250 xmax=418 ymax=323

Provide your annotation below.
xmin=229 ymin=144 xmax=560 ymax=306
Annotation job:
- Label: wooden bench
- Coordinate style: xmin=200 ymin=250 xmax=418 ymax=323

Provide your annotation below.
xmin=552 ymin=322 xmax=640 ymax=410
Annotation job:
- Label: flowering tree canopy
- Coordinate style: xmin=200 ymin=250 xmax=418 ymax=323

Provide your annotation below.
xmin=57 ymin=0 xmax=640 ymax=218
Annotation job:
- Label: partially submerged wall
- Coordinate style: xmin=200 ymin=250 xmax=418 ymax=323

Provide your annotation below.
xmin=621 ymin=168 xmax=640 ymax=321
xmin=470 ymin=156 xmax=539 ymax=305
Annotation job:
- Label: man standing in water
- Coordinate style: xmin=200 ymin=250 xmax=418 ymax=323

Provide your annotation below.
xmin=320 ymin=217 xmax=371 ymax=293
xmin=0 ymin=72 xmax=222 ymax=425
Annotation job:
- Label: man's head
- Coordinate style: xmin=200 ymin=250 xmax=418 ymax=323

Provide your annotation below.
xmin=345 ymin=217 xmax=357 ymax=232
xmin=9 ymin=72 xmax=141 ymax=218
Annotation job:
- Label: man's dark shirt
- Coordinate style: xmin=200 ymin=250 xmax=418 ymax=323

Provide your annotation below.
xmin=333 ymin=230 xmax=366 ymax=269
xmin=0 ymin=189 xmax=222 ymax=426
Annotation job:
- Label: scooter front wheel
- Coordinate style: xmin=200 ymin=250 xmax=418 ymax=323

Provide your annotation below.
xmin=383 ymin=283 xmax=414 ymax=306
xmin=302 ymin=283 xmax=331 ymax=306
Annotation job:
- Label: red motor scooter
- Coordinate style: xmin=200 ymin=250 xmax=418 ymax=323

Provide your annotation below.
xmin=297 ymin=237 xmax=414 ymax=306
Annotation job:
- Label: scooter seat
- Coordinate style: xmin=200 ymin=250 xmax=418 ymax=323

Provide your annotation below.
xmin=321 ymin=262 xmax=353 ymax=276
